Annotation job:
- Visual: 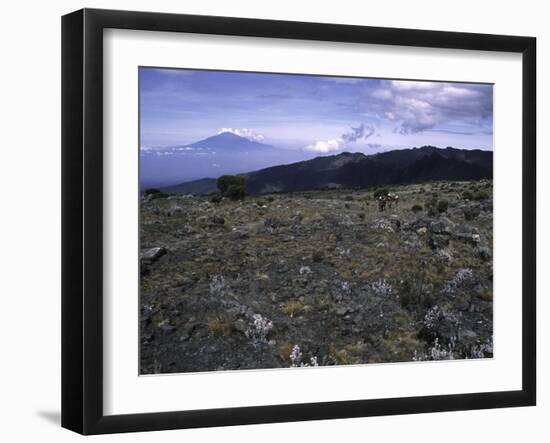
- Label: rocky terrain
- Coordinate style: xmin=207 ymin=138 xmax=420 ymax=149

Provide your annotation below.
xmin=140 ymin=180 xmax=493 ymax=374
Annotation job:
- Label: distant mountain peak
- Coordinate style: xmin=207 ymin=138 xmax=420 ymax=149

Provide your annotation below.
xmin=190 ymin=132 xmax=272 ymax=150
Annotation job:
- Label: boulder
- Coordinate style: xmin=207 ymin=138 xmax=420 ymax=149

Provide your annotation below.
xmin=140 ymin=247 xmax=166 ymax=264
xmin=429 ymin=217 xmax=455 ymax=235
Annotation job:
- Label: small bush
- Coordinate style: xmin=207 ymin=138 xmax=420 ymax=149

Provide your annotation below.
xmin=226 ymin=183 xmax=246 ymax=201
xmin=312 ymin=251 xmax=324 ymax=262
xmin=217 ymin=175 xmax=247 ymax=200
xmin=411 ymin=204 xmax=423 ymax=213
xmin=207 ymin=318 xmax=234 ymax=337
xmin=427 ymin=206 xmax=438 ymax=217
xmin=462 ymin=190 xmax=474 ymax=200
xmin=437 ymin=200 xmax=449 ymax=213
xmin=463 ymin=207 xmax=481 ymax=221
xmin=267 ymin=196 xmax=275 ymax=202
xmin=144 ymin=188 xmax=161 ymax=195
xmin=149 ymin=192 xmax=169 ymax=200
xmin=345 ymin=195 xmax=354 ymax=201
xmin=399 ymin=292 xmax=411 ymax=309
xmin=210 ymin=194 xmax=222 ymax=203
xmin=422 ymin=292 xmax=435 ymax=308
xmin=282 ymin=302 xmax=304 ymax=318
xmin=473 ymin=191 xmax=489 ymax=201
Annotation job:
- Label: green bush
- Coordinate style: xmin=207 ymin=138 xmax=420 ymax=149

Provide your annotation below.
xmin=149 ymin=191 xmax=169 ymax=200
xmin=437 ymin=200 xmax=449 ymax=213
xmin=312 ymin=251 xmax=324 ymax=263
xmin=217 ymin=175 xmax=246 ymax=194
xmin=411 ymin=204 xmax=423 ymax=213
xmin=217 ymin=175 xmax=247 ymax=200
xmin=267 ymin=196 xmax=275 ymax=202
xmin=463 ymin=207 xmax=481 ymax=221
xmin=226 ymin=183 xmax=246 ymax=201
xmin=473 ymin=191 xmax=489 ymax=201
xmin=210 ymin=194 xmax=222 ymax=203
xmin=462 ymin=190 xmax=474 ymax=200
xmin=144 ymin=188 xmax=161 ymax=195
xmin=427 ymin=206 xmax=438 ymax=217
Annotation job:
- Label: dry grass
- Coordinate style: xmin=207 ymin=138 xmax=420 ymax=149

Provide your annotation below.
xmin=207 ymin=318 xmax=235 ymax=337
xmin=281 ymin=301 xmax=304 ymax=318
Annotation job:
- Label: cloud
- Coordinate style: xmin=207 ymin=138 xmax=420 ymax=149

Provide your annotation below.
xmin=369 ymin=80 xmax=493 ymax=134
xmin=341 ymin=124 xmax=375 ymax=143
xmin=306 ymin=123 xmax=376 ymax=153
xmin=366 ymin=143 xmax=382 ymax=150
xmin=257 ymin=93 xmax=294 ymax=99
xmin=218 ymin=128 xmax=265 ymax=142
xmin=305 ymin=138 xmax=344 ymax=153
xmin=152 ymin=68 xmax=195 ymax=77
xmin=321 ymin=77 xmax=364 ymax=84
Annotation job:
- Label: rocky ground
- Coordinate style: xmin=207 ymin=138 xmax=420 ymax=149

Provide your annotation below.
xmin=140 ymin=180 xmax=493 ymax=374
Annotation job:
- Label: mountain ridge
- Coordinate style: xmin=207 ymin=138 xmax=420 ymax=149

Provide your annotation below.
xmin=161 ymin=146 xmax=493 ymax=195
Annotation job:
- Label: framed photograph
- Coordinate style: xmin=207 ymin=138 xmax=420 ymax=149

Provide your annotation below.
xmin=62 ymin=8 xmax=536 ymax=435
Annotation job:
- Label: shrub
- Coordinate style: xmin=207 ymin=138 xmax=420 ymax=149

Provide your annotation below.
xmin=462 ymin=190 xmax=474 ymax=200
xmin=312 ymin=251 xmax=324 ymax=262
xmin=425 ymin=197 xmax=438 ymax=216
xmin=427 ymin=206 xmax=438 ymax=217
xmin=144 ymin=188 xmax=161 ymax=195
xmin=207 ymin=318 xmax=234 ymax=337
xmin=345 ymin=195 xmax=354 ymax=201
xmin=149 ymin=192 xmax=169 ymax=200
xmin=399 ymin=292 xmax=411 ymax=309
xmin=463 ymin=207 xmax=480 ymax=221
xmin=267 ymin=196 xmax=275 ymax=202
xmin=437 ymin=199 xmax=449 ymax=213
xmin=290 ymin=344 xmax=319 ymax=367
xmin=282 ymin=302 xmax=304 ymax=318
xmin=245 ymin=314 xmax=273 ymax=346
xmin=217 ymin=175 xmax=247 ymax=199
xmin=209 ymin=194 xmax=222 ymax=203
xmin=226 ymin=183 xmax=246 ymax=201
xmin=473 ymin=191 xmax=489 ymax=201
xmin=411 ymin=204 xmax=423 ymax=213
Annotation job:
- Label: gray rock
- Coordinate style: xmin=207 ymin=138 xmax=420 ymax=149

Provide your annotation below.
xmin=430 ymin=217 xmax=455 ymax=235
xmin=140 ymin=247 xmax=166 ymax=264
xmin=209 ymin=215 xmax=225 ymax=225
xmin=475 ymin=246 xmax=492 ymax=261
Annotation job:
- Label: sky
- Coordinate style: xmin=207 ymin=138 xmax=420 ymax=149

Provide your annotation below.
xmin=139 ymin=67 xmax=493 ymax=154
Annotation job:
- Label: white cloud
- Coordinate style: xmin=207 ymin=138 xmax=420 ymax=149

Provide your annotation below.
xmin=371 ymin=88 xmax=392 ymax=100
xmin=321 ymin=77 xmax=363 ymax=84
xmin=305 ymin=138 xmax=343 ymax=153
xmin=370 ymin=80 xmax=493 ymax=134
xmin=218 ymin=127 xmax=265 ymax=142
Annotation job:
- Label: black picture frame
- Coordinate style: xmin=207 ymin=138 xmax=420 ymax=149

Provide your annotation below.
xmin=62 ymin=8 xmax=536 ymax=435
